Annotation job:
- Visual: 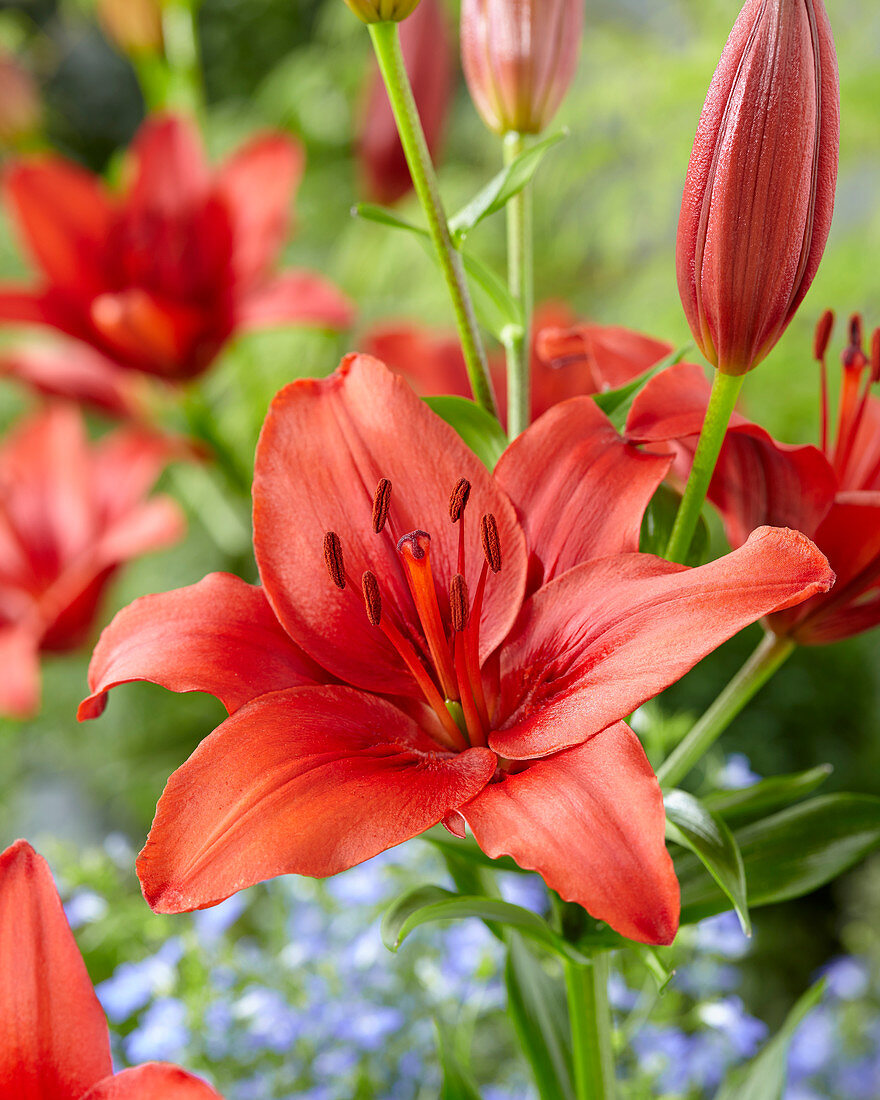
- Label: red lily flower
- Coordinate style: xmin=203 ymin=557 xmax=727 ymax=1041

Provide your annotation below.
xmin=364 ymin=305 xmax=672 ymax=427
xmin=626 ymin=313 xmax=879 ymax=644
xmin=0 ymin=340 xmax=146 ymax=419
xmin=0 ymin=114 xmax=353 ymax=381
xmin=79 ymin=356 xmax=832 ymax=944
xmin=0 ymin=403 xmax=184 ymax=718
xmin=358 ymin=0 xmax=453 ymax=205
xmin=0 ymin=839 xmax=223 ymax=1099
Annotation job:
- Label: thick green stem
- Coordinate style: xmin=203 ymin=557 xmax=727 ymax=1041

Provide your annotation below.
xmin=161 ymin=0 xmax=204 ymax=117
xmin=367 ymin=21 xmax=497 ymax=418
xmin=664 ymin=370 xmax=744 ymax=564
xmin=564 ymin=953 xmax=616 ymax=1100
xmin=658 ymin=631 xmax=796 ymax=789
xmin=503 ymin=131 xmax=533 ymax=439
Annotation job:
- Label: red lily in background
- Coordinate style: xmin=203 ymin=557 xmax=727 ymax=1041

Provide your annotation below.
xmin=365 ymin=305 xmax=672 ymax=427
xmin=80 ymin=356 xmax=832 ymax=944
xmin=0 ymin=114 xmax=353 ymax=381
xmin=626 ymin=313 xmax=879 ymax=644
xmin=0 ymin=403 xmax=184 ymax=719
xmin=358 ymin=0 xmax=453 ymax=205
xmin=0 ymin=340 xmax=146 ymax=419
xmin=0 ymin=839 xmax=222 ymax=1099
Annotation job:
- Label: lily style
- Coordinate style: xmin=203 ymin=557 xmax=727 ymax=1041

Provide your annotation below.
xmin=80 ymin=356 xmax=833 ymax=945
xmin=0 ymin=839 xmax=222 ymax=1099
xmin=365 ymin=307 xmax=672 ymax=427
xmin=0 ymin=114 xmax=353 ymax=381
xmin=627 ymin=314 xmax=880 ymax=646
xmin=0 ymin=403 xmax=183 ymax=719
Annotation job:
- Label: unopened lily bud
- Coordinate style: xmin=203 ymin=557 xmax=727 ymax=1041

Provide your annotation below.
xmin=460 ymin=0 xmax=583 ymax=135
xmin=97 ymin=0 xmax=163 ymax=56
xmin=677 ymin=0 xmax=839 ymax=375
xmin=0 ymin=52 xmax=41 ymax=147
xmin=343 ymin=0 xmax=422 ymax=23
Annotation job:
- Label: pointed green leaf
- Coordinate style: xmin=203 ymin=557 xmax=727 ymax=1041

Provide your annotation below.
xmin=381 ymin=885 xmax=595 ymax=962
xmin=352 ymin=201 xmax=426 ymax=236
xmin=677 ymin=794 xmax=880 ymax=924
xmin=449 ymin=130 xmax=568 ymax=242
xmin=591 ymin=345 xmax=689 ymax=425
xmin=715 ymin=981 xmax=825 ymax=1100
xmin=424 ymin=396 xmax=509 ymax=469
xmin=665 ymin=789 xmax=750 ymax=934
xmin=505 ymin=935 xmax=576 ymax=1100
xmin=703 ymin=765 xmax=833 ymax=828
xmin=436 ymin=1023 xmax=483 ymax=1100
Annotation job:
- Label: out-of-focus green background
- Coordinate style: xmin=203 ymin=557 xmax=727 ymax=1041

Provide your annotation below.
xmin=0 ymin=1 xmax=878 ymax=1096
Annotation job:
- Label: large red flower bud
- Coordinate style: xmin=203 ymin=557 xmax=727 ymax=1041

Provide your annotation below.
xmin=460 ymin=0 xmax=583 ymax=135
xmin=677 ymin=0 xmax=839 ymax=375
xmin=343 ymin=0 xmax=422 ymax=22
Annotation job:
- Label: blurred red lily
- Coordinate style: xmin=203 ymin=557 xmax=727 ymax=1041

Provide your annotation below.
xmin=627 ymin=313 xmax=878 ymax=644
xmin=0 ymin=404 xmax=183 ymax=718
xmin=80 ymin=356 xmax=832 ymax=944
xmin=365 ymin=306 xmax=672 ymax=427
xmin=0 ymin=839 xmax=223 ymax=1099
xmin=0 ymin=114 xmax=353 ymax=381
xmin=0 ymin=340 xmax=146 ymax=419
xmin=358 ymin=0 xmax=453 ymax=205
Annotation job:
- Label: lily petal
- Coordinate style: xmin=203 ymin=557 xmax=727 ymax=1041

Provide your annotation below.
xmin=0 ymin=342 xmax=143 ymax=418
xmin=137 ymin=686 xmax=496 ymax=913
xmin=217 ymin=133 xmax=303 ymax=288
xmin=79 ymin=573 xmax=327 ymax=720
xmin=81 ymin=1064 xmax=223 ymax=1100
xmin=237 ymin=270 xmax=354 ymax=332
xmin=463 ymin=723 xmax=679 ymax=945
xmin=627 ymin=362 xmax=837 ymax=544
xmin=491 ymin=528 xmax=834 ymax=759
xmin=0 ymin=624 xmax=41 ymax=719
xmin=253 ymin=354 xmax=527 ymax=696
xmin=496 ymin=397 xmax=671 ymax=587
xmin=0 ymin=840 xmax=112 ymax=1099
xmin=3 ymin=158 xmax=116 ymax=293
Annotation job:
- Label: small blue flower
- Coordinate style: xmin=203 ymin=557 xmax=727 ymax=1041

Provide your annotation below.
xmin=788 ymin=1006 xmax=836 ymax=1079
xmin=236 ymin=987 xmax=302 ymax=1053
xmin=699 ymin=996 xmax=768 ymax=1058
xmin=123 ymin=997 xmax=189 ymax=1063
xmin=694 ymin=911 xmax=751 ymax=959
xmin=97 ymin=938 xmax=184 ymax=1022
xmin=64 ymin=889 xmax=108 ymax=930
xmin=717 ymin=753 xmax=761 ymax=789
xmin=819 ymin=955 xmax=870 ymax=1001
xmin=497 ymin=872 xmax=548 ymax=913
xmin=192 ymin=893 xmax=247 ymax=945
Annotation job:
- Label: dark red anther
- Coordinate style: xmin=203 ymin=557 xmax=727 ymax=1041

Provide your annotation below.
xmin=450 ymin=574 xmax=469 ymax=632
xmin=871 ymin=330 xmax=880 ymax=384
xmin=397 ymin=530 xmax=430 ymax=561
xmin=371 ymin=478 xmax=392 ymax=534
xmin=362 ymin=571 xmax=382 ymax=626
xmin=843 ymin=314 xmax=867 ymax=371
xmin=449 ymin=478 xmax=471 ymax=523
xmin=480 ymin=514 xmax=502 ymax=573
xmin=813 ymin=310 xmax=834 ymax=361
xmin=323 ymin=531 xmax=346 ymax=589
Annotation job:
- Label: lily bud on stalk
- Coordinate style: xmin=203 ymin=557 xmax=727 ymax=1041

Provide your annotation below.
xmin=343 ymin=0 xmax=422 ymax=23
xmin=97 ymin=0 xmax=163 ymax=56
xmin=460 ymin=0 xmax=584 ymax=135
xmin=0 ymin=52 xmax=41 ymax=147
xmin=677 ymin=0 xmax=840 ymax=375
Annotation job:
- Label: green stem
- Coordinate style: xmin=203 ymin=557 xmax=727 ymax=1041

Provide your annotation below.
xmin=367 ymin=21 xmax=497 ymax=418
xmin=503 ymin=131 xmax=533 ymax=439
xmin=161 ymin=0 xmax=205 ymax=117
xmin=658 ymin=631 xmax=796 ymax=789
xmin=664 ymin=370 xmax=744 ymax=564
xmin=564 ymin=953 xmax=616 ymax=1100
